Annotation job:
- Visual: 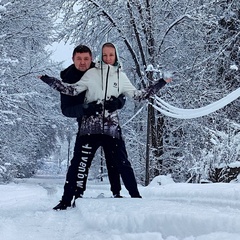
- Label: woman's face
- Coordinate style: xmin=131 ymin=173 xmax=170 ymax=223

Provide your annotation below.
xmin=102 ymin=46 xmax=116 ymax=65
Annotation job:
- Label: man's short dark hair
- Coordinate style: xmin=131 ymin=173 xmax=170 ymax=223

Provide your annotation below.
xmin=73 ymin=45 xmax=92 ymax=57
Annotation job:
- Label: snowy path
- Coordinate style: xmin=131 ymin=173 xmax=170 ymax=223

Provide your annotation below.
xmin=1 ymin=176 xmax=240 ymax=240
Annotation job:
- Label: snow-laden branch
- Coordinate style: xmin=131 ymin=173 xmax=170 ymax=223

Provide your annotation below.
xmin=177 ymin=31 xmax=240 ymax=74
xmin=88 ymin=0 xmax=142 ymax=78
xmin=158 ymin=14 xmax=192 ymax=54
xmin=151 ymin=88 xmax=240 ymax=119
xmin=126 ymin=1 xmax=146 ymax=68
xmin=122 ymin=103 xmax=147 ymax=127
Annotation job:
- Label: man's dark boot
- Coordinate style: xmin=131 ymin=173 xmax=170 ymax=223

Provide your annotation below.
xmin=53 ymin=200 xmax=71 ymax=210
xmin=130 ymin=191 xmax=142 ymax=198
xmin=113 ymin=193 xmax=123 ymax=198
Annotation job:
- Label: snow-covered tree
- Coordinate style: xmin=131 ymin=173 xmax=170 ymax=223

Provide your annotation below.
xmin=54 ymin=0 xmax=196 ymax=184
xmin=160 ymin=0 xmax=239 ymax=182
xmin=33 ymin=0 xmax=239 ymax=184
xmin=0 ymin=0 xmax=72 ymax=182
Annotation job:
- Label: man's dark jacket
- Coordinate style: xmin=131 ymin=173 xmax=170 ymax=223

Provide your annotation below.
xmin=60 ymin=63 xmax=126 ymax=127
xmin=60 ymin=63 xmax=95 ymax=125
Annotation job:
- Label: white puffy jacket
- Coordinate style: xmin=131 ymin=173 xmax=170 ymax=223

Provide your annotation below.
xmin=40 ymin=63 xmax=166 ymax=138
xmin=70 ymin=62 xmax=140 ymax=103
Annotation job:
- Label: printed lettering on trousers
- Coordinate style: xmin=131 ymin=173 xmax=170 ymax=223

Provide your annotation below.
xmin=76 ymin=180 xmax=84 ymax=188
xmin=76 ymin=143 xmax=92 ymax=189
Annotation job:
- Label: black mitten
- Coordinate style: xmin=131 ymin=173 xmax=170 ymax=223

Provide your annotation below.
xmin=117 ymin=94 xmax=126 ymax=110
xmin=39 ymin=75 xmax=75 ymax=95
xmin=83 ymin=101 xmax=103 ymax=117
xmin=143 ymin=78 xmax=166 ymax=99
xmin=105 ymin=94 xmax=126 ymax=113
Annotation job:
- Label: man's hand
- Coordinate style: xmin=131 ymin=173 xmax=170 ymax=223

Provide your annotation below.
xmin=104 ymin=94 xmax=126 ymax=113
xmin=83 ymin=101 xmax=103 ymax=117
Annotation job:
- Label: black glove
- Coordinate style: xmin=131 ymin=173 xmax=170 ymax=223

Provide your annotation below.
xmin=143 ymin=78 xmax=166 ymax=99
xmin=82 ymin=101 xmax=103 ymax=117
xmin=104 ymin=94 xmax=126 ymax=113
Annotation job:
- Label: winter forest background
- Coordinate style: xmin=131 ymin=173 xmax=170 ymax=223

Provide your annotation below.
xmin=0 ymin=0 xmax=239 ymax=186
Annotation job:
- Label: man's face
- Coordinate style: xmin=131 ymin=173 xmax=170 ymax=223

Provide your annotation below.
xmin=72 ymin=52 xmax=92 ymax=71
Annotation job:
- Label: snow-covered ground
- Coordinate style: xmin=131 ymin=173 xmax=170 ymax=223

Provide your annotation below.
xmin=1 ymin=175 xmax=240 ymax=240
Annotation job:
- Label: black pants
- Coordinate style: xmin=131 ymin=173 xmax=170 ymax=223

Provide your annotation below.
xmin=62 ymin=134 xmax=140 ymax=203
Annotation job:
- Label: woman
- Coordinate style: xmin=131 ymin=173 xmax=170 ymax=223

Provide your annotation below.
xmin=39 ymin=42 xmax=171 ymax=207
xmin=40 ymin=43 xmax=170 ymax=137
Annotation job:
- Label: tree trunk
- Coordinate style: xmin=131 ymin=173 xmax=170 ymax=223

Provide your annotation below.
xmin=145 ymin=70 xmax=164 ymax=185
xmin=145 ymin=103 xmax=151 ymax=186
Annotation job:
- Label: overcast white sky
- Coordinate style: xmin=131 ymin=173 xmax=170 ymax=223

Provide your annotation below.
xmin=47 ymin=41 xmax=74 ymax=67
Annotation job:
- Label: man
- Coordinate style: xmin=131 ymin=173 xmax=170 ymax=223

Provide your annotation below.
xmin=53 ymin=45 xmax=125 ymax=210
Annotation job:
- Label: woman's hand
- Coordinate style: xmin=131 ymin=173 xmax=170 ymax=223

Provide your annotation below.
xmin=164 ymin=78 xmax=172 ymax=83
